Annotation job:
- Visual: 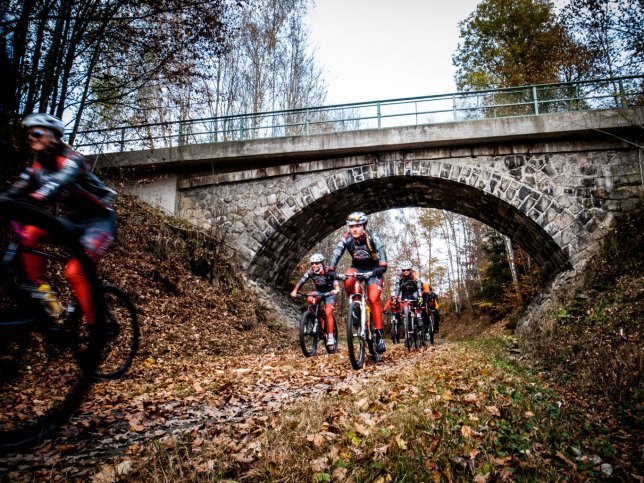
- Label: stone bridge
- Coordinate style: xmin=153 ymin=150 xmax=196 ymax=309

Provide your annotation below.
xmin=96 ymin=108 xmax=643 ymax=289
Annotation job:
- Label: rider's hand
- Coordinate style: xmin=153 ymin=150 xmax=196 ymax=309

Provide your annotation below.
xmin=290 ymin=290 xmax=298 ymax=298
xmin=29 ymin=191 xmax=46 ymax=202
xmin=372 ymin=266 xmax=386 ymax=276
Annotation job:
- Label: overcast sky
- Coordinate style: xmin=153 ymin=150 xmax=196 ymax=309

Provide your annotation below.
xmin=305 ymin=0 xmax=481 ymax=105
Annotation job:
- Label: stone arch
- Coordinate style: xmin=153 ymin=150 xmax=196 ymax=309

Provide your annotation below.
xmin=248 ymin=173 xmax=571 ymax=288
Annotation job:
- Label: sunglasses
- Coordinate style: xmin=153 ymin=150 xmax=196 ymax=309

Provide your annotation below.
xmin=403 ymin=269 xmax=411 ymax=272
xmin=27 ymin=129 xmax=48 ymax=139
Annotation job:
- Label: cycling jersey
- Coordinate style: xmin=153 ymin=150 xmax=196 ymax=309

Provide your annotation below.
xmin=294 ymin=268 xmax=339 ymax=294
xmin=394 ymin=270 xmax=422 ymax=300
xmin=329 ymin=230 xmax=387 ymax=271
xmin=9 ymin=145 xmax=116 ymax=219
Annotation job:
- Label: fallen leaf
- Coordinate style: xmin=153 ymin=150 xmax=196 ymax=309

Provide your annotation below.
xmin=461 ymin=425 xmax=475 ymax=438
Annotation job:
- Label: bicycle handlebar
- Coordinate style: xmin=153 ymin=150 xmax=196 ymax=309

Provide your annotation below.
xmin=292 ymin=291 xmax=335 ymax=300
xmin=339 ymin=272 xmax=372 ymax=281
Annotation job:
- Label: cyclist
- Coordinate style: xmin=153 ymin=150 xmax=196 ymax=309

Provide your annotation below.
xmin=290 ymin=253 xmax=341 ymax=347
xmin=383 ymin=295 xmax=401 ymax=341
xmin=422 ymin=283 xmax=441 ymax=333
xmin=4 ymin=113 xmax=117 ymax=325
xmin=394 ymin=261 xmax=423 ymax=342
xmin=327 ymin=211 xmax=388 ymax=353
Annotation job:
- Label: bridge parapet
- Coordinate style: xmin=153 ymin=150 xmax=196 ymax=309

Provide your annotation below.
xmin=99 ymin=108 xmax=644 ymax=288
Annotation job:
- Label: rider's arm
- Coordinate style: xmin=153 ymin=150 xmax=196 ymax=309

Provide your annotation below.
xmin=327 ymin=234 xmax=348 ymax=270
xmin=30 ymin=156 xmax=82 ymax=201
xmin=6 ymin=168 xmax=36 ymax=197
xmin=371 ymin=231 xmax=388 ymax=265
xmin=416 ymin=276 xmax=423 ymax=298
xmin=393 ymin=277 xmax=401 ymax=299
xmin=290 ymin=272 xmax=310 ymax=297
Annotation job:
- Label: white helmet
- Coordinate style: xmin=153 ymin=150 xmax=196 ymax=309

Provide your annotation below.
xmin=309 ymin=253 xmax=325 ymax=263
xmin=346 ymin=211 xmax=368 ymax=226
xmin=400 ymin=260 xmax=413 ymax=270
xmin=23 ymin=113 xmax=65 ymax=138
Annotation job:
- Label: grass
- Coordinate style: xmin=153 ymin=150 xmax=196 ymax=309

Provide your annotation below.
xmin=124 ymin=339 xmax=635 ymax=482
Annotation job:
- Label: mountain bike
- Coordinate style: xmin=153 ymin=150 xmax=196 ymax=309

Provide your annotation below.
xmin=401 ymin=298 xmax=422 ymax=350
xmin=424 ymin=308 xmax=436 ymax=345
xmin=0 ymin=198 xmax=105 ymax=452
xmin=385 ymin=310 xmax=402 ymax=344
xmin=344 ymin=272 xmax=381 ymax=370
xmin=297 ymin=292 xmax=337 ymax=356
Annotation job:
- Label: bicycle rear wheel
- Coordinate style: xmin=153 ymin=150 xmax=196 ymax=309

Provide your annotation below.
xmin=0 ymin=200 xmax=104 ymax=453
xmin=346 ymin=302 xmax=365 ymax=370
xmin=428 ymin=314 xmax=435 ymax=345
xmin=299 ymin=311 xmax=318 ymax=357
xmin=94 ymin=285 xmax=139 ymax=379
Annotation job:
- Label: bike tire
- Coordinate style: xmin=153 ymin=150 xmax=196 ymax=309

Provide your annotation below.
xmin=299 ymin=311 xmax=318 ymax=357
xmin=346 ymin=302 xmax=365 ymax=370
xmin=325 ymin=322 xmax=338 ymax=354
xmin=94 ymin=285 xmax=139 ymax=379
xmin=418 ymin=316 xmax=426 ymax=348
xmin=428 ymin=314 xmax=435 ymax=345
xmin=368 ymin=319 xmax=381 ymax=363
xmin=404 ymin=311 xmax=413 ymax=351
xmin=0 ymin=200 xmax=104 ymax=453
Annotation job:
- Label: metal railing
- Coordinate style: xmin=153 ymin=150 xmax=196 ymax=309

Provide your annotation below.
xmin=75 ymin=75 xmax=643 ymax=154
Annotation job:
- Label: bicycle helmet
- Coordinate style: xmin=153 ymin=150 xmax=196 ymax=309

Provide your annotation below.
xmin=309 ymin=253 xmax=325 ymax=263
xmin=346 ymin=211 xmax=368 ymax=226
xmin=400 ymin=260 xmax=413 ymax=270
xmin=23 ymin=113 xmax=65 ymax=138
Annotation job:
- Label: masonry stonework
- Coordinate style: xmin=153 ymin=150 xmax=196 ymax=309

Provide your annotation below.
xmin=177 ymin=142 xmax=643 ymax=289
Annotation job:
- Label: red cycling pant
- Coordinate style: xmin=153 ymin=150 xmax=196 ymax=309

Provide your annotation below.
xmin=20 ymin=225 xmax=98 ymax=325
xmin=343 ymin=268 xmax=384 ymax=330
xmin=324 ymin=303 xmax=335 ymax=335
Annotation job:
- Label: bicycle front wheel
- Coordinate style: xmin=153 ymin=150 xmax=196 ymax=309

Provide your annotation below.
xmin=325 ymin=321 xmax=338 ymax=354
xmin=299 ymin=311 xmax=318 ymax=357
xmin=0 ymin=200 xmax=104 ymax=453
xmin=404 ymin=311 xmax=413 ymax=351
xmin=346 ymin=302 xmax=365 ymax=370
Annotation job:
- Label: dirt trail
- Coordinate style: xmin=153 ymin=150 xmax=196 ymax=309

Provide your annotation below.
xmin=0 ymin=340 xmax=449 ymax=480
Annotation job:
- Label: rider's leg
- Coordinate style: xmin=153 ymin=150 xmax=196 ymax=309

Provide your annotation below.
xmin=343 ymin=267 xmax=358 ymax=295
xmin=367 ymin=282 xmax=386 ymax=353
xmin=65 ymin=217 xmax=115 ymax=325
xmin=324 ymin=298 xmax=335 ymax=336
xmin=20 ymin=225 xmax=48 ymax=284
xmin=65 ymin=258 xmax=96 ymax=324
xmin=367 ymin=283 xmax=383 ymax=330
xmin=434 ymin=309 xmax=440 ymax=332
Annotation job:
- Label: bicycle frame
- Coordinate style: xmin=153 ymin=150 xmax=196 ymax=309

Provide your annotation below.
xmin=347 ymin=277 xmax=370 ymax=341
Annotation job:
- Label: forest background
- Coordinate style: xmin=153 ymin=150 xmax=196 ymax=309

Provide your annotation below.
xmin=0 ymin=0 xmax=642 ymax=324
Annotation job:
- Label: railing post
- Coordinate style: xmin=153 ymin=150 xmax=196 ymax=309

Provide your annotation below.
xmin=377 ymin=102 xmax=381 ymax=128
xmin=532 ymin=86 xmax=539 ymax=115
xmin=305 ymin=109 xmax=310 ymax=135
xmin=178 ymin=121 xmax=182 ymax=147
xmin=617 ymin=78 xmax=625 ymax=108
xmin=453 ymin=95 xmax=457 ymax=121
xmin=239 ymin=116 xmax=245 ymax=141
xmin=120 ymin=128 xmax=125 ymax=152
